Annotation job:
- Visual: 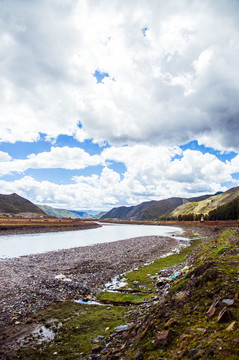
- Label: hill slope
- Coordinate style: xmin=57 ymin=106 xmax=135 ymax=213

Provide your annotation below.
xmin=0 ymin=193 xmax=46 ymax=217
xmin=169 ymin=186 xmax=239 ymax=218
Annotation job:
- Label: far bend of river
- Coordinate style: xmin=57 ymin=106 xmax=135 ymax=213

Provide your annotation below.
xmin=0 ymin=223 xmax=185 ymax=259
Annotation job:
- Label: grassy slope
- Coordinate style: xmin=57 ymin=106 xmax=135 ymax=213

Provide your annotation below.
xmin=123 ymin=228 xmax=239 ymax=359
xmin=170 ymin=186 xmax=239 ymax=217
xmin=0 ymin=193 xmax=46 ymax=215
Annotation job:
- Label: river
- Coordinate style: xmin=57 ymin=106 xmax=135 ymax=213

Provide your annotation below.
xmin=0 ymin=223 xmax=185 ymax=259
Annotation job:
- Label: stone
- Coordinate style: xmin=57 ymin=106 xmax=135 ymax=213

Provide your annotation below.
xmin=156 ymin=277 xmax=168 ymax=287
xmin=155 ymin=329 xmax=173 ymax=346
xmin=173 ymin=291 xmax=188 ymax=303
xmin=189 ymin=348 xmax=205 ymax=358
xmin=225 ymin=321 xmax=236 ymax=331
xmin=206 ymin=298 xmax=224 ymax=318
xmin=178 ymin=334 xmax=188 ymax=342
xmin=92 ymin=345 xmax=102 ymax=353
xmin=134 ymin=351 xmax=144 ymax=359
xmin=218 ymin=306 xmax=231 ymax=323
xmin=222 ymin=298 xmax=234 ymax=306
xmin=115 ymin=325 xmax=130 ymax=332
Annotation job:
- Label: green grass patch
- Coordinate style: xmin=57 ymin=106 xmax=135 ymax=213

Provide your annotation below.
xmin=97 ymin=291 xmax=152 ymax=304
xmin=16 ymin=301 xmax=126 ymax=360
xmin=124 ymin=237 xmax=204 ymax=290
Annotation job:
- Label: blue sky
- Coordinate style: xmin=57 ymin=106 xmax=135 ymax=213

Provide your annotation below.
xmin=0 ymin=0 xmax=239 ymax=210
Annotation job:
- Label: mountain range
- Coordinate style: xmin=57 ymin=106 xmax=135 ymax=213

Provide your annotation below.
xmin=0 ymin=186 xmax=238 ymax=220
xmin=101 ymin=187 xmax=239 ymax=220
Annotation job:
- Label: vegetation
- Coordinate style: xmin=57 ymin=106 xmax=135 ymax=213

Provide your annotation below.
xmin=207 ymin=197 xmax=239 ymax=220
xmin=13 ymin=302 xmax=126 ymax=359
xmin=0 ymin=193 xmax=46 ymax=216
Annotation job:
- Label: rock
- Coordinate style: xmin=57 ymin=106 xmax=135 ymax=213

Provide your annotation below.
xmin=92 ymin=335 xmax=105 ymax=344
xmin=225 ymin=321 xmax=236 ymax=331
xmin=178 ymin=334 xmax=188 ymax=342
xmin=218 ymin=306 xmax=231 ymax=323
xmin=173 ymin=291 xmax=188 ymax=303
xmin=92 ymin=344 xmax=102 ymax=353
xmin=222 ymin=298 xmax=234 ymax=306
xmin=156 ymin=277 xmax=168 ymax=287
xmin=134 ymin=351 xmax=144 ymax=359
xmin=189 ymin=348 xmax=205 ymax=358
xmin=155 ymin=329 xmax=173 ymax=346
xmin=115 ymin=325 xmax=130 ymax=333
xmin=193 ymin=261 xmax=214 ymax=277
xmin=55 ymin=274 xmax=66 ymax=279
xmin=206 ymin=298 xmax=224 ymax=318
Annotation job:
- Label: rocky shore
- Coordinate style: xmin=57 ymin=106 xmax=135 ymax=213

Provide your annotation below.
xmin=0 ymin=234 xmax=181 ymax=330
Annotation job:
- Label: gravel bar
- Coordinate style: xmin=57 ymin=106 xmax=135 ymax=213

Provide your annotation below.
xmin=0 ymin=234 xmax=180 ymax=328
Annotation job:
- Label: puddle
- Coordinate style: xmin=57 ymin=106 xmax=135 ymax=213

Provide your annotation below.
xmin=74 ymin=299 xmax=103 ymax=306
xmin=18 ymin=322 xmax=62 ymax=347
xmin=105 ymin=274 xmax=128 ymax=291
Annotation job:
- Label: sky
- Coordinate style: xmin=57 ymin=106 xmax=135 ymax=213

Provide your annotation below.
xmin=0 ymin=0 xmax=239 ymax=211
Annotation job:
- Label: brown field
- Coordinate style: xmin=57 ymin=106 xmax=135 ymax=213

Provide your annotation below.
xmin=0 ymin=218 xmax=100 ymax=235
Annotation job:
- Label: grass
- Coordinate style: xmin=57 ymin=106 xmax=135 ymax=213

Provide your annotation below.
xmin=124 ymin=237 xmax=204 ymax=291
xmin=15 ymin=301 xmax=126 ymax=360
xmin=97 ymin=291 xmax=152 ymax=304
xmin=124 ymin=227 xmax=239 ymax=360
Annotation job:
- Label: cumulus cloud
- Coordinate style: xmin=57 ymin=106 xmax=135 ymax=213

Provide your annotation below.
xmin=0 ymin=146 xmax=104 ymax=176
xmin=0 ymin=0 xmax=238 ymax=150
xmin=0 ymin=144 xmax=238 ymax=209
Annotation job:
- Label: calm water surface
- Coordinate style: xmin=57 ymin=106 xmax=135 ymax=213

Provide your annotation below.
xmin=0 ymin=223 xmax=184 ymax=259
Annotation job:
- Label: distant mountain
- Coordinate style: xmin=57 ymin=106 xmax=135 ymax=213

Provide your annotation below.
xmin=100 ymin=200 xmax=157 ymax=220
xmin=38 ymin=205 xmax=103 ymax=219
xmin=38 ymin=205 xmax=86 ymax=219
xmin=101 ymin=193 xmax=218 ymax=221
xmin=0 ymin=193 xmax=46 ymax=217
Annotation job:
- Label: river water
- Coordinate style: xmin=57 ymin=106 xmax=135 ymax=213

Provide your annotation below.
xmin=0 ymin=223 xmax=185 ymax=259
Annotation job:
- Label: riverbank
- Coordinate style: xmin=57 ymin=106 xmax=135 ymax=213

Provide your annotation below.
xmin=0 ymin=225 xmax=214 ymax=358
xmin=0 ymin=233 xmax=185 ymax=324
xmin=0 ymin=219 xmax=101 ymax=236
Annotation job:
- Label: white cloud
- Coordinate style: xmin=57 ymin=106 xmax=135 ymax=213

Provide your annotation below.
xmin=0 ymin=145 xmax=237 ymax=209
xmin=0 ymin=146 xmax=104 ymax=176
xmin=0 ymin=0 xmax=238 ymax=150
xmin=0 ymin=151 xmax=12 ymax=162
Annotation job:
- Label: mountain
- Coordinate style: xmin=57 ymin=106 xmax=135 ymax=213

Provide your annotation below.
xmin=0 ymin=193 xmax=46 ymax=217
xmin=38 ymin=206 xmax=103 ymax=219
xmin=169 ymin=186 xmax=239 ymax=218
xmin=100 ymin=192 xmax=221 ymax=221
xmin=100 ymin=200 xmax=157 ymax=220
xmin=38 ymin=205 xmax=87 ymax=219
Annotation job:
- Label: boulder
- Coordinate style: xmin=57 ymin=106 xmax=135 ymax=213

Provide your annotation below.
xmin=155 ymin=329 xmax=173 ymax=346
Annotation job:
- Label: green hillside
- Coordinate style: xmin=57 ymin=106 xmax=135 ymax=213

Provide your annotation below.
xmin=38 ymin=205 xmax=84 ymax=219
xmin=169 ymin=186 xmax=239 ymax=218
